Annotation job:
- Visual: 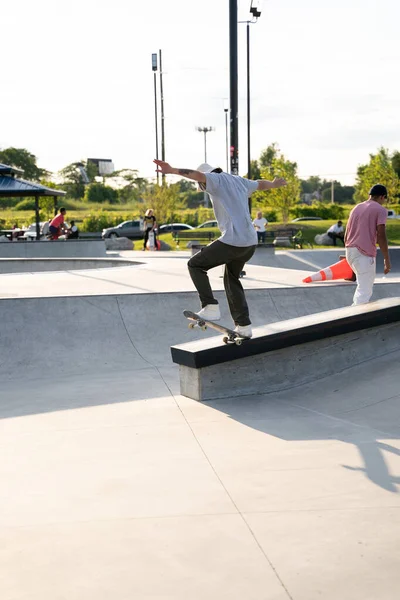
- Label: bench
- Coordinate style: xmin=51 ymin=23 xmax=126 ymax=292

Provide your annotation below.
xmin=256 ymin=228 xmax=298 ymax=248
xmin=173 ymin=230 xmax=216 ymax=249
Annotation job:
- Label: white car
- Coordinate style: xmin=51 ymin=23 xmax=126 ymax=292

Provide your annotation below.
xmin=197 ymin=220 xmax=219 ymax=229
xmin=158 ymin=223 xmax=194 ymax=234
xmin=387 ymin=209 xmax=400 ymax=219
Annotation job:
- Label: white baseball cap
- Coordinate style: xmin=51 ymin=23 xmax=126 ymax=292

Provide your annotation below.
xmin=196 ymin=163 xmax=215 ymax=173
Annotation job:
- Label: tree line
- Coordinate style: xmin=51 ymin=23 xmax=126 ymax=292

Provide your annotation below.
xmin=1 ymin=145 xmax=400 ymax=224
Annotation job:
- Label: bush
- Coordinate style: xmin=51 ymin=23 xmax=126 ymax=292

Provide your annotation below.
xmin=14 ymin=197 xmax=80 ymax=211
xmin=291 ymin=203 xmax=345 ymax=220
xmin=0 ymin=197 xmax=21 ymax=209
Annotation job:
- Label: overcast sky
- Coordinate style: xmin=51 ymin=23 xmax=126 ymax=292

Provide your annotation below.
xmin=3 ymin=0 xmax=400 ymax=185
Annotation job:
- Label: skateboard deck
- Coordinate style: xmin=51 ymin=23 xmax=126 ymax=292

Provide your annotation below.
xmin=183 ymin=310 xmax=250 ymax=346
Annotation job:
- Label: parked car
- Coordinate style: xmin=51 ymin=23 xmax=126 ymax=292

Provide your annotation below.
xmin=158 ymin=223 xmax=194 ymax=234
xmin=291 ymin=217 xmax=323 ymax=222
xmin=387 ymin=209 xmax=400 ymax=219
xmin=102 ymin=220 xmax=144 ymax=239
xmin=197 ymin=220 xmax=219 ymax=228
xmin=22 ymin=223 xmax=46 ymax=240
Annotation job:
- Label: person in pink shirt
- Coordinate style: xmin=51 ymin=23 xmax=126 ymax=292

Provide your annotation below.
xmin=345 ymin=184 xmax=391 ymax=305
xmin=49 ymin=208 xmax=67 ymax=239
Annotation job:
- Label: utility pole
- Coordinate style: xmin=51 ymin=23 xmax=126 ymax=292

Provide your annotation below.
xmin=331 ymin=180 xmax=335 ymax=204
xmin=159 ymin=49 xmax=166 ymax=183
xmin=229 ymin=0 xmax=239 ymax=175
xmin=152 ymin=53 xmax=159 ymax=185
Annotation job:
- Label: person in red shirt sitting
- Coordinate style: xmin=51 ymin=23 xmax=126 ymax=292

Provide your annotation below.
xmin=49 ymin=208 xmax=67 ymax=239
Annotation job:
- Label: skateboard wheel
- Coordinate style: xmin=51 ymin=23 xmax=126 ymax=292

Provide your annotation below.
xmin=188 ymin=323 xmax=195 ymax=329
xmin=235 ymin=339 xmax=243 ymax=346
xmin=201 ymin=325 xmax=207 ymax=331
xmin=223 ymin=336 xmax=229 ymax=344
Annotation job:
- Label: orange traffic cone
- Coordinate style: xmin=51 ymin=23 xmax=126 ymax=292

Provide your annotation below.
xmin=303 ymin=258 xmax=353 ymax=283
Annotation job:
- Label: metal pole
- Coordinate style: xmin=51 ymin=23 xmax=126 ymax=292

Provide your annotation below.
xmin=35 ymin=196 xmax=40 ymax=240
xmin=224 ymin=109 xmax=229 ymax=172
xmin=204 ymin=130 xmax=207 ymax=163
xmin=159 ymin=49 xmax=166 ymax=183
xmin=247 ymin=21 xmax=252 ymax=214
xmin=154 ymin=72 xmax=159 ymax=185
xmin=331 ymin=180 xmax=334 ymax=204
xmin=229 ymin=0 xmax=239 ymax=175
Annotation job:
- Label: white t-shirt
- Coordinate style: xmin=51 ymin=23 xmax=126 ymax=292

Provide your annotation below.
xmin=204 ymin=173 xmax=259 ymax=247
xmin=253 ymin=217 xmax=268 ymax=232
xmin=328 ymin=223 xmax=344 ymax=234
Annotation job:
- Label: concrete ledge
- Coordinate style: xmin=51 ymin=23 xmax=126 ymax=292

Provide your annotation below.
xmin=0 ymin=240 xmax=106 ymax=258
xmin=171 ymin=297 xmax=400 ymax=369
xmin=171 ymin=298 xmax=400 ymax=401
xmin=178 ymin=320 xmax=400 ymax=401
xmin=0 ymin=258 xmax=141 ymax=274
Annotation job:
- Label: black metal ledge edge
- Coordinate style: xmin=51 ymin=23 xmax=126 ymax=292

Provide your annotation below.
xmin=171 ymin=301 xmax=400 ymax=369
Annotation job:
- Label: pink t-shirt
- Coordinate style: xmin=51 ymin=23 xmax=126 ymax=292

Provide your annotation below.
xmin=50 ymin=213 xmax=64 ymax=228
xmin=345 ymin=199 xmax=387 ymax=257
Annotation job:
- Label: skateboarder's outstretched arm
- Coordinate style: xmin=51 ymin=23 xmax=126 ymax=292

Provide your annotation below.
xmin=154 ymin=160 xmax=206 ymax=184
xmin=257 ymin=177 xmax=287 ymax=191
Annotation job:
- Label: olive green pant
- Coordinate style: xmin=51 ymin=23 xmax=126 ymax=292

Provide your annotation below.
xmin=188 ymin=240 xmax=256 ymax=326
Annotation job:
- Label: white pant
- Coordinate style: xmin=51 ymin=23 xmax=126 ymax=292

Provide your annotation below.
xmin=346 ymin=247 xmax=376 ymax=305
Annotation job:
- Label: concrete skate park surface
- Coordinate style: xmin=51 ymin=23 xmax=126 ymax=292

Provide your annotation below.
xmin=1 ymin=250 xmax=400 ymax=599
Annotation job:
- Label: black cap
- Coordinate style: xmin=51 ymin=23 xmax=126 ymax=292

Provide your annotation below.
xmin=369 ymin=184 xmax=387 ymax=197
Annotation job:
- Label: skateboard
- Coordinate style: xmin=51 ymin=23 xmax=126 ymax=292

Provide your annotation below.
xmin=183 ymin=310 xmax=250 ymax=346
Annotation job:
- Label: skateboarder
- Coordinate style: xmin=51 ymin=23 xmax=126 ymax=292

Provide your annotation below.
xmin=345 ymin=184 xmax=391 ymax=305
xmin=154 ymin=159 xmax=286 ymax=338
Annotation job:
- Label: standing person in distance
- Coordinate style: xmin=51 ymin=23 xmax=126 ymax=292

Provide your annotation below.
xmin=253 ymin=210 xmax=268 ymax=244
xmin=143 ymin=208 xmax=158 ymax=251
xmin=345 ymin=184 xmax=391 ymax=305
xmin=153 ymin=159 xmax=286 ymax=338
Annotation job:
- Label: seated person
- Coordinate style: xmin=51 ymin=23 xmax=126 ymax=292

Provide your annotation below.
xmin=327 ymin=220 xmax=344 ymax=246
xmin=67 ymin=220 xmax=79 ymax=239
xmin=49 ymin=208 xmax=67 ymax=239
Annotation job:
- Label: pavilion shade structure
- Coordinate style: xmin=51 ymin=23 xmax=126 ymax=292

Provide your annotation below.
xmin=0 ymin=163 xmax=66 ymax=239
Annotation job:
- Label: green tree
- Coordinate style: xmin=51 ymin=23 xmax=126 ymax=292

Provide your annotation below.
xmin=391 ymin=151 xmax=400 ymax=179
xmin=85 ymin=182 xmax=119 ymax=204
xmin=143 ymin=183 xmax=182 ymax=224
xmin=253 ymin=148 xmax=301 ymax=223
xmin=59 ymin=160 xmax=96 ymax=199
xmin=355 ymin=148 xmax=400 ymax=203
xmin=112 ymin=169 xmax=149 ymax=204
xmin=0 ymin=147 xmax=47 ymax=181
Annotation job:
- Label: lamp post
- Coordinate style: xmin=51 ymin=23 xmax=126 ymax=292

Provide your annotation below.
xmin=229 ymin=0 xmax=239 ymax=175
xmin=241 ymin=1 xmax=262 ymax=213
xmin=224 ymin=107 xmax=229 ymax=172
xmin=196 ymin=126 xmax=214 ymax=164
xmin=151 ymin=53 xmax=159 ymax=185
xmin=196 ymin=126 xmax=214 ymax=207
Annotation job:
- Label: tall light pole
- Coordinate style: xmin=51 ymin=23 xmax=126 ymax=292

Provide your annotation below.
xmin=159 ymin=49 xmax=166 ymax=183
xmin=242 ymin=1 xmax=262 ymax=213
xmin=229 ymin=0 xmax=239 ymax=175
xmin=196 ymin=126 xmax=214 ymax=207
xmin=151 ymin=53 xmax=160 ymax=185
xmin=224 ymin=107 xmax=229 ymax=172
